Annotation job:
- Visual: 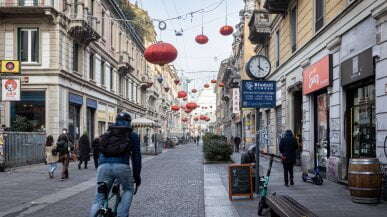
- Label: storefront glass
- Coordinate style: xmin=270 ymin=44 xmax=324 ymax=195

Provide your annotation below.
xmin=69 ymin=103 xmax=81 ymax=142
xmin=87 ymin=108 xmax=95 ymax=141
xmin=10 ymin=91 xmax=45 ymax=132
xmin=315 ymin=92 xmax=329 ymax=173
xmin=348 ymin=84 xmax=376 ymax=158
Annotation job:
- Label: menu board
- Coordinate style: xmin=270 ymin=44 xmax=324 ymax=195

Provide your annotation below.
xmin=228 ymin=164 xmax=253 ymax=200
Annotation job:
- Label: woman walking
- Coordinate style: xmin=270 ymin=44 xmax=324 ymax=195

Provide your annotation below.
xmin=279 ymin=130 xmax=298 ymax=187
xmin=45 ymin=135 xmax=59 ymax=178
xmin=78 ymin=134 xmax=91 ymax=170
xmin=57 ymin=129 xmax=73 ymax=181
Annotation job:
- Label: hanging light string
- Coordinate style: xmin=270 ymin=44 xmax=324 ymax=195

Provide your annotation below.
xmin=201 ymin=13 xmax=204 ymax=34
xmin=225 ymin=0 xmax=228 ymax=25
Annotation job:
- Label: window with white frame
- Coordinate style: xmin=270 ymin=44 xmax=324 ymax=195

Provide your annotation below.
xmin=18 ymin=28 xmax=39 ymax=63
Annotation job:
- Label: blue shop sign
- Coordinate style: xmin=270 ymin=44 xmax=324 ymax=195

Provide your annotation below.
xmin=86 ymin=98 xmax=97 ymax=109
xmin=69 ymin=93 xmax=83 ymax=105
xmin=241 ymin=80 xmax=276 ymax=108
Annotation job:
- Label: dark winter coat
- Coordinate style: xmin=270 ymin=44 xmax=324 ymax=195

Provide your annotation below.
xmin=56 ymin=134 xmax=74 ymax=155
xmin=78 ymin=135 xmax=91 ymax=161
xmin=92 ymin=138 xmax=100 ymax=158
xmin=279 ymin=130 xmax=298 ymax=164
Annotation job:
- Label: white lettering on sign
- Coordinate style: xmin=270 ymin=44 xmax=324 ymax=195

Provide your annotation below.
xmin=308 ymin=68 xmax=320 ymax=89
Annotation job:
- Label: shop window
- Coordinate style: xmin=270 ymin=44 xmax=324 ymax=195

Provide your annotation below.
xmin=18 ymin=28 xmax=39 ymax=63
xmin=10 ymin=91 xmax=45 ymax=132
xmin=315 ymin=0 xmax=324 ymax=31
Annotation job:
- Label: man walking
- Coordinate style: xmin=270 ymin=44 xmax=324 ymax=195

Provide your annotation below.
xmin=56 ymin=128 xmax=74 ymax=181
xmin=279 ymin=130 xmax=298 ymax=187
xmin=89 ymin=112 xmax=142 ymax=217
xmin=234 ymin=136 xmax=241 ymax=152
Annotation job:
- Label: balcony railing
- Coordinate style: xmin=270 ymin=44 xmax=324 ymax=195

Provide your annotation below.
xmin=118 ymin=51 xmax=134 ymax=76
xmin=68 ymin=3 xmax=100 ymax=45
xmin=248 ymin=10 xmax=271 ymax=44
xmin=0 ymin=0 xmax=59 ymax=15
xmin=264 ymin=0 xmax=289 ymax=14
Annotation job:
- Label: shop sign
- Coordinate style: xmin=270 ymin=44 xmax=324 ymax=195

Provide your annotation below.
xmin=69 ymin=93 xmax=83 ymax=105
xmin=2 ymin=78 xmax=20 ymax=101
xmin=241 ymin=80 xmax=276 ymax=108
xmin=0 ymin=60 xmax=20 ymax=74
xmin=232 ymin=88 xmax=240 ymax=114
xmin=341 ymin=48 xmax=374 ymax=86
xmin=303 ymin=55 xmax=331 ymax=95
xmin=108 ymin=110 xmax=116 ymax=123
xmin=86 ymin=98 xmax=97 ymax=109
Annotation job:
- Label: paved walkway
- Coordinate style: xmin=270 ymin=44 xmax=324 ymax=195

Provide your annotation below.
xmin=0 ymin=144 xmax=205 ymax=217
xmin=204 ymin=152 xmax=387 ymax=217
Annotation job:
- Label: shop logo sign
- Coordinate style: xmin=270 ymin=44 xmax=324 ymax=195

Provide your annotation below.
xmin=2 ymin=78 xmax=20 ymax=101
xmin=303 ymin=55 xmax=331 ymax=95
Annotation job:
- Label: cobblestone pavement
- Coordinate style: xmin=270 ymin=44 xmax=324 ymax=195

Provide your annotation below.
xmin=0 ymin=144 xmax=205 ymax=217
xmin=204 ymin=152 xmax=387 ymax=217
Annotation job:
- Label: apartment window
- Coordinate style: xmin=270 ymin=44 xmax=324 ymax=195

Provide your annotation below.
xmin=119 ymin=32 xmax=122 ymax=52
xmin=290 ymin=5 xmax=297 ymax=52
xmin=126 ymin=80 xmax=130 ymax=99
xmin=18 ymin=28 xmax=39 ymax=63
xmin=101 ymin=11 xmax=105 ymax=37
xmin=119 ymin=75 xmax=123 ymax=96
xmin=101 ymin=60 xmax=105 ymax=86
xmin=89 ymin=0 xmax=94 ymax=15
xmin=275 ymin=30 xmax=280 ymax=67
xmin=74 ymin=0 xmax=78 ymax=17
xmin=89 ymin=53 xmax=94 ymax=80
xmin=73 ymin=42 xmax=79 ymax=72
xmin=110 ymin=66 xmax=114 ymax=90
xmin=128 ymin=81 xmax=132 ymax=100
xmin=315 ymin=0 xmax=324 ymax=31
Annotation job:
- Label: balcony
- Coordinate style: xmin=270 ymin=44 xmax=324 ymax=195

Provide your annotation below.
xmin=68 ymin=3 xmax=100 ymax=45
xmin=118 ymin=51 xmax=134 ymax=76
xmin=248 ymin=10 xmax=271 ymax=44
xmin=264 ymin=0 xmax=289 ymax=14
xmin=0 ymin=0 xmax=59 ymax=19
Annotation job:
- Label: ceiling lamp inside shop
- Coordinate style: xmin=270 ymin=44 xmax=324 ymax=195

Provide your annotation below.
xmin=144 ymin=42 xmax=178 ymax=66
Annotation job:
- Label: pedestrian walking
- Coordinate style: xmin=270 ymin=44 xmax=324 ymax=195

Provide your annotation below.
xmin=45 ymin=135 xmax=59 ymax=178
xmin=89 ymin=112 xmax=142 ymax=217
xmin=279 ymin=130 xmax=298 ymax=187
xmin=78 ymin=133 xmax=91 ymax=170
xmin=56 ymin=128 xmax=74 ymax=181
xmin=92 ymin=138 xmax=100 ymax=169
xmin=234 ymin=136 xmax=241 ymax=152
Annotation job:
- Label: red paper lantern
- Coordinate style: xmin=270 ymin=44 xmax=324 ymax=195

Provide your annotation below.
xmin=194 ymin=117 xmax=199 ymax=121
xmin=211 ymin=79 xmax=217 ymax=83
xmin=195 ymin=34 xmax=209 ymax=44
xmin=219 ymin=82 xmax=225 ymax=87
xmin=184 ymin=108 xmax=192 ymax=113
xmin=192 ymin=88 xmax=197 ymax=93
xmin=204 ymin=84 xmax=210 ymax=88
xmin=220 ymin=25 xmax=234 ymax=36
xmin=164 ymin=87 xmax=170 ymax=92
xmin=186 ymin=102 xmax=198 ymax=110
xmin=181 ymin=105 xmax=186 ymax=109
xmin=182 ymin=117 xmax=188 ymax=122
xmin=206 ymin=117 xmax=211 ymax=122
xmin=174 ymin=79 xmax=180 ymax=85
xmin=171 ymin=105 xmax=180 ymax=111
xmin=183 ymin=97 xmax=188 ymax=101
xmin=200 ymin=115 xmax=207 ymax=120
xmin=144 ymin=42 xmax=178 ymax=66
xmin=177 ymin=91 xmax=187 ymax=98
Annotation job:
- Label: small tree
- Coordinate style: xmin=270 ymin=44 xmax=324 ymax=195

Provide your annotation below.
xmin=203 ymin=133 xmax=233 ymax=162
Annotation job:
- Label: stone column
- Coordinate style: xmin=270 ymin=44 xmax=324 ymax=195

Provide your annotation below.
xmin=373 ymin=3 xmax=387 ymax=165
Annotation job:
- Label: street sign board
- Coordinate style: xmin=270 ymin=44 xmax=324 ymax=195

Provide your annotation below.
xmin=241 ymin=80 xmax=276 ymax=108
xmin=0 ymin=60 xmax=20 ymax=74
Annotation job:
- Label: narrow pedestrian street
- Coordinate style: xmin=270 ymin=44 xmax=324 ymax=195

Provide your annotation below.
xmin=0 ymin=144 xmax=204 ymax=217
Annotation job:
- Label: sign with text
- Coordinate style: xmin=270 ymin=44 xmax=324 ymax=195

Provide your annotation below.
xmin=232 ymin=88 xmax=240 ymax=114
xmin=228 ymin=164 xmax=253 ymax=200
xmin=303 ymin=55 xmax=331 ymax=95
xmin=2 ymin=79 xmax=20 ymax=101
xmin=241 ymin=80 xmax=276 ymax=108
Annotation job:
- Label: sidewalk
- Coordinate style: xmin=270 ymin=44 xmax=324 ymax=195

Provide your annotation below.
xmin=204 ymin=152 xmax=387 ymax=217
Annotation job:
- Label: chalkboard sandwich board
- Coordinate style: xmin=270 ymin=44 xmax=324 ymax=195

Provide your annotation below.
xmin=228 ymin=164 xmax=253 ymax=200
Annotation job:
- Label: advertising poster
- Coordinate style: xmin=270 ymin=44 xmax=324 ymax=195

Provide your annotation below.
xmin=2 ymin=78 xmax=20 ymax=101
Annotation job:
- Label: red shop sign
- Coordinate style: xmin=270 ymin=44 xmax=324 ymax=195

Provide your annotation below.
xmin=303 ymin=55 xmax=331 ymax=95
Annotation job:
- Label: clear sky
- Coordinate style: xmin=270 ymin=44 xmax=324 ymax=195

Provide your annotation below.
xmin=140 ymin=0 xmax=244 ymax=90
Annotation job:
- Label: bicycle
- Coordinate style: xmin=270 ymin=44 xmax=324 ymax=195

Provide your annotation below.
xmin=95 ymin=181 xmax=121 ymax=217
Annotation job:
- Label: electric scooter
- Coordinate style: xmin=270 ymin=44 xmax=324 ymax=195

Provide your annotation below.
xmin=302 ymin=159 xmax=323 ymax=185
xmin=257 ymin=153 xmax=275 ymax=216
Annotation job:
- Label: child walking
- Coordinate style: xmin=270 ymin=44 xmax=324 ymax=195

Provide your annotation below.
xmin=45 ymin=135 xmax=59 ymax=178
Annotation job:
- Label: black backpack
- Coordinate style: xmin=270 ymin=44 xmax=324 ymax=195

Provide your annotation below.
xmin=56 ymin=140 xmax=69 ymax=154
xmin=98 ymin=128 xmax=132 ymax=157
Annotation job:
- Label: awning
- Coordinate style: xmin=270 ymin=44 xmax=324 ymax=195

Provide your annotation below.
xmin=132 ymin=117 xmax=160 ymax=128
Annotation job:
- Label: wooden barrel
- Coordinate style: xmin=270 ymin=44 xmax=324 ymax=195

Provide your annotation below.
xmin=348 ymin=158 xmax=382 ymax=204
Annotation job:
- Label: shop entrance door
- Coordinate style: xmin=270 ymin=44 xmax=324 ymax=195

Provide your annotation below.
xmin=314 ymin=92 xmax=330 ymax=177
xmin=346 ymin=83 xmax=376 ymax=159
xmin=69 ymin=103 xmax=81 ymax=143
xmin=293 ymin=90 xmax=303 ymax=165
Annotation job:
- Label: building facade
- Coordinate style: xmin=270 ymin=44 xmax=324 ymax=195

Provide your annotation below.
xmin=0 ymin=0 xmax=182 ymax=143
xmin=247 ymin=0 xmax=387 ymax=182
